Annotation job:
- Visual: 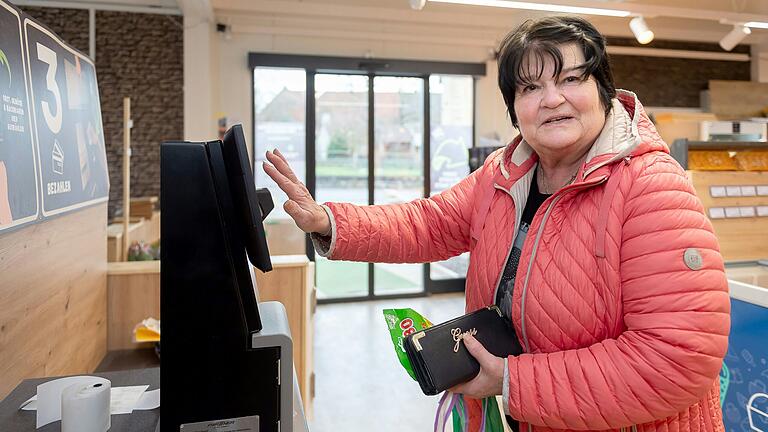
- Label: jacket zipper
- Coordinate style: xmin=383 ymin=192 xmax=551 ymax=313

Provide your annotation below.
xmin=519 ymin=175 xmax=608 ymax=352
xmin=491 ymin=184 xmax=522 ymax=307
xmin=515 ymin=176 xmax=607 ymax=432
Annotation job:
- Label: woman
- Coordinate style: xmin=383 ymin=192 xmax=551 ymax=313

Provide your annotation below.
xmin=263 ymin=16 xmax=730 ymax=432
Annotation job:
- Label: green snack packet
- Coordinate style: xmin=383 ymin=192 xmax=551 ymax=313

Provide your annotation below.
xmin=383 ymin=308 xmax=433 ymax=381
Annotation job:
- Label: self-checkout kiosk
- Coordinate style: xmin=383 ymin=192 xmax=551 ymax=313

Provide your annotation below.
xmin=161 ymin=125 xmax=297 ymax=432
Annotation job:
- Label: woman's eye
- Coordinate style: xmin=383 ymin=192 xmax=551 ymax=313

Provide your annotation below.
xmin=523 ymin=84 xmax=537 ymax=93
xmin=564 ymin=76 xmax=580 ymax=83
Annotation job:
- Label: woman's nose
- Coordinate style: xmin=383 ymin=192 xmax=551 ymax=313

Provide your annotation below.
xmin=540 ymin=84 xmax=565 ymax=108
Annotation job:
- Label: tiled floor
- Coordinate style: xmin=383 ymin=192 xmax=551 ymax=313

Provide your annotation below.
xmin=308 ymin=293 xmax=465 ymax=432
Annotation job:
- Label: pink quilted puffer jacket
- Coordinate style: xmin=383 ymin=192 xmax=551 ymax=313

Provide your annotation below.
xmin=317 ymin=90 xmax=730 ymax=432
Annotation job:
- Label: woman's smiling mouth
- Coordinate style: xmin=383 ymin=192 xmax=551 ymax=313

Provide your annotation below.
xmin=542 ymin=115 xmax=574 ymax=125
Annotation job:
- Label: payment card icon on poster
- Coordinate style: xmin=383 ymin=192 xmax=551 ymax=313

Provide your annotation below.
xmin=52 ymin=140 xmax=64 ymax=175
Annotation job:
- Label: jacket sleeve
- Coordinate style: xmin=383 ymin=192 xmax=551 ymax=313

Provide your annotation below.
xmin=505 ymin=155 xmax=731 ymax=430
xmin=315 ymin=163 xmax=483 ymax=264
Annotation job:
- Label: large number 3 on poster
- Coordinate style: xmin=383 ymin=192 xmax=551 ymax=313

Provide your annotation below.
xmin=36 ymin=43 xmax=62 ymax=134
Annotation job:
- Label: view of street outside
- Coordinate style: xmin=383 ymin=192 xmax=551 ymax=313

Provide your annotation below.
xmin=253 ymin=67 xmax=474 ymax=299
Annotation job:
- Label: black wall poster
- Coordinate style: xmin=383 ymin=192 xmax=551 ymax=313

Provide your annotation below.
xmin=25 ymin=18 xmax=108 ymax=217
xmin=0 ymin=0 xmax=109 ymax=234
xmin=0 ymin=1 xmax=38 ymax=230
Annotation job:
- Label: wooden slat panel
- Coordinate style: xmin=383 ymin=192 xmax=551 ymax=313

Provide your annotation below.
xmin=708 ymin=80 xmax=768 ymax=118
xmin=0 ymin=204 xmax=107 ymax=399
xmin=688 ymin=170 xmax=768 ymax=261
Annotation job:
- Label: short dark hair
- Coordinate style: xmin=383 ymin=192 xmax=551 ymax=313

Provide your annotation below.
xmin=497 ymin=16 xmax=616 ymax=128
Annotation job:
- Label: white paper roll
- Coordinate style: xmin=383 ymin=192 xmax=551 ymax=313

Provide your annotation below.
xmin=61 ymin=378 xmax=111 ymax=432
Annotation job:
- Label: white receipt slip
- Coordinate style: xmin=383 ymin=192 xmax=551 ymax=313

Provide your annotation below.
xmin=18 ymin=376 xmax=156 ymax=428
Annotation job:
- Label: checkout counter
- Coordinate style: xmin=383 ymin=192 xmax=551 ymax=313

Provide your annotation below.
xmin=0 ymin=366 xmax=309 ymax=432
xmin=0 ymin=126 xmax=308 ymax=432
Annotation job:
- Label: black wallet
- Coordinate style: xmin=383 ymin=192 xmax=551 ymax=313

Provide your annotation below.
xmin=403 ymin=306 xmax=523 ymax=395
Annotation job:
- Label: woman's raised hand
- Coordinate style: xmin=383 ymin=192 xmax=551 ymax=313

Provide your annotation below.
xmin=263 ymin=149 xmax=331 ymax=236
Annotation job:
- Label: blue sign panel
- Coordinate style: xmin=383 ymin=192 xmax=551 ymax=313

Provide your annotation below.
xmin=721 ymin=297 xmax=768 ymax=431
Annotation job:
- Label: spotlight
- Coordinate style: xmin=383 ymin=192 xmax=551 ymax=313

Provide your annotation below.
xmin=410 ymin=0 xmax=426 ymax=10
xmin=719 ymin=25 xmax=751 ymax=51
xmin=629 ymin=16 xmax=654 ymax=44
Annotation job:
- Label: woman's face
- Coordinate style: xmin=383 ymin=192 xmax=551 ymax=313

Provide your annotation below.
xmin=513 ymin=43 xmax=606 ymax=160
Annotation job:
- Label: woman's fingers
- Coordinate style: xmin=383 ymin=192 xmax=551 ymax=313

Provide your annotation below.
xmin=263 ymin=161 xmax=305 ymax=200
xmin=266 ymin=150 xmax=301 ymax=184
xmin=283 ymin=200 xmax=307 ymax=220
xmin=274 ymin=148 xmax=290 ymax=166
xmin=263 ymin=150 xmax=329 ymax=234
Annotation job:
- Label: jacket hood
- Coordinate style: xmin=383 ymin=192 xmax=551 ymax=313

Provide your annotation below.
xmin=494 ymin=89 xmax=668 ymax=185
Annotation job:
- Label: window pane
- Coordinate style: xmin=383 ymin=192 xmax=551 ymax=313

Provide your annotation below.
xmin=373 ymin=76 xmax=424 ymax=296
xmin=429 ymin=75 xmax=473 ymax=281
xmin=253 ymin=67 xmax=306 ymax=221
xmin=315 ymin=74 xmax=370 ymax=299
xmin=373 ymin=76 xmax=423 ymax=204
xmin=253 ymin=67 xmax=307 ymax=256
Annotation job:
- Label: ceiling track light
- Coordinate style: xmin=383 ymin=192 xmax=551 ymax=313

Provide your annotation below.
xmin=629 ymin=16 xmax=654 ymax=45
xmin=719 ymin=25 xmax=751 ymax=51
xmin=426 ymin=0 xmax=631 ymax=17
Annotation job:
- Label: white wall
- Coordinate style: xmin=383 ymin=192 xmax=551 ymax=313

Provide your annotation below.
xmin=183 ymin=10 xmax=217 ymax=141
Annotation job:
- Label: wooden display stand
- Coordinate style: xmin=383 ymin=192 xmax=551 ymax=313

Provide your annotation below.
xmin=726 ymin=264 xmax=768 ymax=288
xmin=264 ymin=219 xmax=306 ymax=255
xmin=255 ymin=255 xmax=316 ymax=418
xmin=108 ymin=207 xmax=160 ymax=262
xmin=130 ymin=197 xmax=158 ymax=219
xmin=688 ymin=170 xmax=768 ymax=261
xmin=106 ymin=261 xmax=161 ymax=350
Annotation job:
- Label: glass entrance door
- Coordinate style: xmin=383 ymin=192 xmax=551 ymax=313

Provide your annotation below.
xmin=314 ymin=73 xmax=426 ymax=300
xmin=252 ymin=56 xmax=479 ymax=301
xmin=427 ymin=75 xmax=474 ymax=292
xmin=314 ymin=74 xmax=370 ymax=300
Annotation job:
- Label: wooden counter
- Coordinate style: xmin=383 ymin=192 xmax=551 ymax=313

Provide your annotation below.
xmin=255 ymin=255 xmax=316 ymax=418
xmin=107 ymin=261 xmax=160 ymax=350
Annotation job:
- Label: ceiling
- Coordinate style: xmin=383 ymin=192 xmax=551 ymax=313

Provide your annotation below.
xmin=13 ymin=0 xmax=768 ymax=46
xmin=209 ymin=0 xmax=768 ymax=46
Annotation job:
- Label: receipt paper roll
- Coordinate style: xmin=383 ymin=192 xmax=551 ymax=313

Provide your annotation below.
xmin=61 ymin=378 xmax=111 ymax=432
